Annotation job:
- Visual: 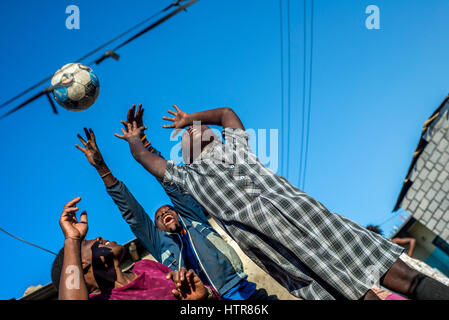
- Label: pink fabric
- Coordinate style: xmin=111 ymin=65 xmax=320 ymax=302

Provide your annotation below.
xmin=385 ymin=293 xmax=408 ymax=300
xmin=89 ymin=260 xmax=177 ymax=300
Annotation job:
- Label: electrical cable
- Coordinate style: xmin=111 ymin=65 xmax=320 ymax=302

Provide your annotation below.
xmin=0 ymin=0 xmax=198 ymax=119
xmin=300 ymin=0 xmax=314 ymax=190
xmin=279 ymin=0 xmax=285 ymax=176
xmin=0 ymin=226 xmax=57 ymax=255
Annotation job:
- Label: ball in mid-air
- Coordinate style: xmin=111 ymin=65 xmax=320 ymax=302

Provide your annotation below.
xmin=51 ymin=63 xmax=100 ymax=111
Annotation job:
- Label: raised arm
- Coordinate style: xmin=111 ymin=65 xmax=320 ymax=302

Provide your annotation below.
xmin=75 ymin=128 xmax=117 ymax=187
xmin=58 ymin=197 xmax=89 ymax=300
xmin=114 ymin=120 xmax=167 ymax=180
xmin=162 ymin=105 xmax=244 ymax=130
xmin=76 ymin=128 xmax=162 ymax=256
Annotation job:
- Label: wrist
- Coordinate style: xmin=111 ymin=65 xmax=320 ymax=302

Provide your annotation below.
xmin=95 ymin=163 xmax=110 ymax=176
xmin=64 ymin=237 xmax=82 ymax=246
xmin=128 ymin=136 xmax=142 ymax=145
xmin=186 ymin=113 xmax=194 ymax=127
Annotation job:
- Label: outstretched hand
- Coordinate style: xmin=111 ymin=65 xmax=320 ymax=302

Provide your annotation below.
xmin=167 ymin=267 xmax=209 ymax=300
xmin=59 ymin=197 xmax=88 ymax=241
xmin=123 ymin=104 xmax=145 ymax=136
xmin=114 ymin=121 xmax=147 ymax=143
xmin=162 ymin=104 xmax=190 ymax=129
xmin=76 ymin=128 xmax=105 ymax=168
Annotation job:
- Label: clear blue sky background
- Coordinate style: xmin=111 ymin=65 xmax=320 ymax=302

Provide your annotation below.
xmin=1 ymin=0 xmax=449 ymax=299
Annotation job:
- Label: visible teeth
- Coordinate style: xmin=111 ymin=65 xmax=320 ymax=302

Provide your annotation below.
xmin=105 ymin=241 xmax=110 ymax=245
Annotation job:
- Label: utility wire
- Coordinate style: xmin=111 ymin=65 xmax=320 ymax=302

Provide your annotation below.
xmin=286 ymin=0 xmax=292 ymax=179
xmin=300 ymin=0 xmax=314 ymax=190
xmin=0 ymin=0 xmax=198 ymax=119
xmin=0 ymin=226 xmax=56 ymax=255
xmin=279 ymin=0 xmax=285 ymax=176
xmin=298 ymin=0 xmax=307 ymax=189
xmin=0 ymin=1 xmax=178 ymax=110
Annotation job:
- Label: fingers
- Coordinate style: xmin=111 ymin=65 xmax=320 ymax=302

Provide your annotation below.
xmin=64 ymin=197 xmax=81 ymax=209
xmin=185 ymin=269 xmax=195 ymax=289
xmin=77 ymin=134 xmax=87 ymax=147
xmin=167 ymin=110 xmax=176 ymax=116
xmin=120 ymin=120 xmax=129 ymax=131
xmin=162 ymin=116 xmax=175 ymax=122
xmin=88 ymin=128 xmax=96 ymax=143
xmin=83 ymin=127 xmax=91 ymax=141
xmin=75 ymin=144 xmax=86 ymax=153
xmin=114 ymin=133 xmax=125 ymax=140
xmin=61 ymin=206 xmax=79 ymax=223
xmin=173 ymin=104 xmax=181 ymax=112
xmin=127 ymin=104 xmax=136 ymax=124
xmin=138 ymin=126 xmax=147 ymax=133
xmin=162 ymin=124 xmax=176 ymax=129
xmin=79 ymin=211 xmax=88 ymax=224
xmin=172 ymin=289 xmax=182 ymax=300
xmin=63 ymin=207 xmax=79 ymax=214
xmin=180 ymin=267 xmax=187 ymax=282
xmin=136 ymin=104 xmax=142 ymax=117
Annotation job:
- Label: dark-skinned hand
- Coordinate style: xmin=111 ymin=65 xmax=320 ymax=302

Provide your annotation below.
xmin=123 ymin=104 xmax=145 ymax=132
xmin=162 ymin=104 xmax=190 ymax=129
xmin=75 ymin=128 xmax=105 ymax=168
xmin=59 ymin=197 xmax=88 ymax=241
xmin=166 ymin=267 xmax=209 ymax=300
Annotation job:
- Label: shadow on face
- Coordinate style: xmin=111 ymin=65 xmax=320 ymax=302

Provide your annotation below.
xmin=155 ymin=205 xmax=183 ymax=233
xmin=80 ymin=237 xmax=125 ymax=291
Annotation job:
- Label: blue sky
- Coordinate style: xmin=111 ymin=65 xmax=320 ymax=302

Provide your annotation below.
xmin=1 ymin=0 xmax=449 ymax=299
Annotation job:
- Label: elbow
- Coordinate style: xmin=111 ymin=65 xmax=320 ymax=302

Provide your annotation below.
xmin=223 ymin=107 xmax=235 ymax=116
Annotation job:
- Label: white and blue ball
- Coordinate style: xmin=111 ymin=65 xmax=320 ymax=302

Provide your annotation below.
xmin=51 ymin=63 xmax=100 ymax=111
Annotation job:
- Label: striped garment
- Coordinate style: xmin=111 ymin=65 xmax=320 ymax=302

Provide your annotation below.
xmin=163 ymin=128 xmax=404 ymax=300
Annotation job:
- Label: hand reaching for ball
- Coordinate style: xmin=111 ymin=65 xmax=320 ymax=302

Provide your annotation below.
xmin=114 ymin=120 xmax=147 ymax=143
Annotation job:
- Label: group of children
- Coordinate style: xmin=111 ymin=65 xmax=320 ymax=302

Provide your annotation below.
xmin=52 ymin=104 xmax=449 ymax=300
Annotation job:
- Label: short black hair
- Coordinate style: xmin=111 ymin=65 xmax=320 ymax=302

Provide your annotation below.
xmin=366 ymin=224 xmax=383 ymax=236
xmin=51 ymin=248 xmax=64 ymax=291
xmin=154 ymin=204 xmax=175 ymax=218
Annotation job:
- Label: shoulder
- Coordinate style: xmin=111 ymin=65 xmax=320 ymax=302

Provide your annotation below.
xmin=222 ymin=127 xmax=250 ymax=142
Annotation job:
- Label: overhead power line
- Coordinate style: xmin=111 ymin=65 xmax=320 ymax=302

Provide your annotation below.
xmin=298 ymin=0 xmax=307 ymax=189
xmin=286 ymin=0 xmax=292 ymax=178
xmin=301 ymin=0 xmax=314 ymax=190
xmin=279 ymin=0 xmax=285 ymax=176
xmin=0 ymin=226 xmax=56 ymax=255
xmin=0 ymin=0 xmax=199 ymax=119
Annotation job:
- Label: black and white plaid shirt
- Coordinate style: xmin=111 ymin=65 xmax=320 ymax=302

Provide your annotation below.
xmin=163 ymin=128 xmax=404 ymax=300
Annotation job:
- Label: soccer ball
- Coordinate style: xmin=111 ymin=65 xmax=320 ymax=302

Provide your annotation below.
xmin=51 ymin=63 xmax=100 ymax=111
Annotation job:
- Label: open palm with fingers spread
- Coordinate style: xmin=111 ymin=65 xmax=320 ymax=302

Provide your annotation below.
xmin=75 ymin=128 xmax=104 ymax=168
xmin=162 ymin=104 xmax=190 ymax=129
xmin=114 ymin=121 xmax=147 ymax=143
